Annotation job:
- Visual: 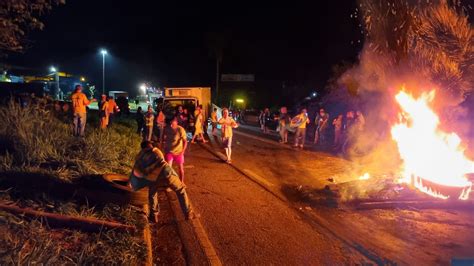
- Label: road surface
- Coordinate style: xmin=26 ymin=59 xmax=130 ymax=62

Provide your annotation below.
xmin=175 ymin=125 xmax=474 ymax=265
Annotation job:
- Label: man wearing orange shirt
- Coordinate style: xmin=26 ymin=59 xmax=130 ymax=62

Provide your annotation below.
xmin=71 ymin=85 xmax=95 ymax=137
xmin=107 ymin=96 xmax=118 ymax=127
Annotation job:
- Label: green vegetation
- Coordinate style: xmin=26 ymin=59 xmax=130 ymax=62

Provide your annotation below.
xmin=0 ymin=102 xmax=147 ymax=264
xmin=0 ymin=102 xmax=141 ymax=180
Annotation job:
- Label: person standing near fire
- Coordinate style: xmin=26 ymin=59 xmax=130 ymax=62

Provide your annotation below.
xmin=71 ymin=85 xmax=95 ymax=137
xmin=263 ymin=108 xmax=271 ymax=134
xmin=144 ymin=105 xmax=155 ymax=141
xmin=219 ymin=108 xmax=239 ymax=163
xmin=332 ymin=114 xmax=343 ymax=151
xmin=278 ymin=106 xmax=291 ymax=143
xmin=98 ymin=94 xmax=109 ymax=129
xmin=292 ymin=108 xmax=310 ymax=149
xmin=314 ymin=108 xmax=330 ymax=146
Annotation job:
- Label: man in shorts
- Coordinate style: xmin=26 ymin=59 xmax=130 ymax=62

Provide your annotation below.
xmin=218 ymin=108 xmax=239 ymax=163
xmin=163 ymin=117 xmax=188 ymax=183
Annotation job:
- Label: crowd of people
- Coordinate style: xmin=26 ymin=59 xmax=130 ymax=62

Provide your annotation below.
xmin=130 ymin=105 xmax=237 ymax=222
xmin=256 ymin=106 xmax=365 ymax=153
xmin=14 ymin=86 xmax=366 ymax=222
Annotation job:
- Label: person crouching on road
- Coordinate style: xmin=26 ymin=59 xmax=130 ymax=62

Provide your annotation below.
xmin=71 ymin=84 xmax=95 ymax=137
xmin=163 ymin=117 xmax=188 ymax=183
xmin=144 ymin=105 xmax=154 ymax=141
xmin=218 ymin=108 xmax=239 ymax=163
xmin=129 ymin=141 xmax=198 ymax=222
xmin=99 ymin=94 xmax=109 ymax=129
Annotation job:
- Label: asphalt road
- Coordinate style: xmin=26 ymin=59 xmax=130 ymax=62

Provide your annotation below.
xmin=183 ymin=144 xmax=368 ymax=265
xmin=183 ymin=126 xmax=474 ymax=265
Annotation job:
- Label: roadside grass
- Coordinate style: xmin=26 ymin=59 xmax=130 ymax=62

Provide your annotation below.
xmin=0 ymin=102 xmax=147 ymax=264
xmin=0 ymin=101 xmax=141 ymax=180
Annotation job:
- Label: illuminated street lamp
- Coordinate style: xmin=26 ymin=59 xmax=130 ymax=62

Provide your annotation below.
xmin=80 ymin=77 xmax=86 ymax=82
xmin=139 ymin=84 xmax=147 ymax=94
xmin=235 ymin=98 xmax=244 ymax=103
xmin=50 ymin=66 xmax=57 ymax=73
xmin=100 ymin=49 xmax=107 ymax=94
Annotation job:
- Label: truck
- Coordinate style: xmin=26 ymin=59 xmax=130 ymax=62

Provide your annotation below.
xmin=108 ymin=91 xmax=129 ymax=100
xmin=159 ymin=87 xmax=211 ymax=119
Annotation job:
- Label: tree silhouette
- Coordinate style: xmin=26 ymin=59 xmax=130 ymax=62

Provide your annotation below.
xmin=0 ymin=0 xmax=64 ymax=56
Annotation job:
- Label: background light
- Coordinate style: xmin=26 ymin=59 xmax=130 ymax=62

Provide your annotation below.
xmin=80 ymin=77 xmax=86 ymax=82
xmin=236 ymin=98 xmax=244 ymax=103
xmin=101 ymin=49 xmax=107 ymax=55
xmin=139 ymin=84 xmax=146 ymax=93
xmin=50 ymin=66 xmax=57 ymax=72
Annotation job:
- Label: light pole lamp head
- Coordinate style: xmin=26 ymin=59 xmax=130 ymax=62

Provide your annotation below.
xmin=100 ymin=49 xmax=107 ymax=55
xmin=50 ymin=66 xmax=57 ymax=73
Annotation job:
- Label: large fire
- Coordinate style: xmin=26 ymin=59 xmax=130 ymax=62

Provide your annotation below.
xmin=391 ymin=90 xmax=473 ymax=200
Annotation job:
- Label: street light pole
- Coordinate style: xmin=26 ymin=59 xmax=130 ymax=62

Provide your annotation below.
xmin=50 ymin=66 xmax=60 ymax=100
xmin=101 ymin=49 xmax=107 ymax=95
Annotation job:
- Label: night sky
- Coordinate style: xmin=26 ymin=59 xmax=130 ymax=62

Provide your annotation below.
xmin=5 ymin=1 xmax=361 ymax=105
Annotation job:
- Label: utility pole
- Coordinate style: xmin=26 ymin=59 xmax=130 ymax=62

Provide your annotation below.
xmin=102 ymin=53 xmax=105 ymax=94
xmin=55 ymin=72 xmax=60 ymax=100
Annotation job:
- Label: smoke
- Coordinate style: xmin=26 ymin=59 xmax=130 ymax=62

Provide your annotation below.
xmin=326 ymin=0 xmax=473 ymax=196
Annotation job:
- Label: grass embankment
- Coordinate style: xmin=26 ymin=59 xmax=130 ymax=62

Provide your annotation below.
xmin=0 ymin=102 xmax=147 ymax=264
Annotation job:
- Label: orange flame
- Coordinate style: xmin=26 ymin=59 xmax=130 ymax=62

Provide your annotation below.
xmin=359 ymin=173 xmax=371 ymax=180
xmin=391 ymin=90 xmax=473 ymax=200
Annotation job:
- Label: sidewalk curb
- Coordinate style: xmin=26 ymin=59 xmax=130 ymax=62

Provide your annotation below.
xmin=166 ymin=190 xmax=222 ymax=266
xmin=141 ymin=204 xmax=153 ymax=266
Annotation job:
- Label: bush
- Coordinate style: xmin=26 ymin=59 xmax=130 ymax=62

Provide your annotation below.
xmin=0 ymin=102 xmax=141 ymax=181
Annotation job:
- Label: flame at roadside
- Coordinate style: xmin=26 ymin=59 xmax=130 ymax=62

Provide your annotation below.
xmin=391 ymin=90 xmax=473 ymax=199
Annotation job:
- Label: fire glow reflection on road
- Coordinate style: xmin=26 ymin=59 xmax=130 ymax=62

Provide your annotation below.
xmin=391 ymin=89 xmax=473 ymax=200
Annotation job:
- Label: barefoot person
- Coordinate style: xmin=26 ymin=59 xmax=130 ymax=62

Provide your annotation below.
xmin=218 ymin=108 xmax=238 ymax=163
xmin=163 ymin=117 xmax=188 ymax=183
xmin=129 ymin=141 xmax=197 ymax=222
